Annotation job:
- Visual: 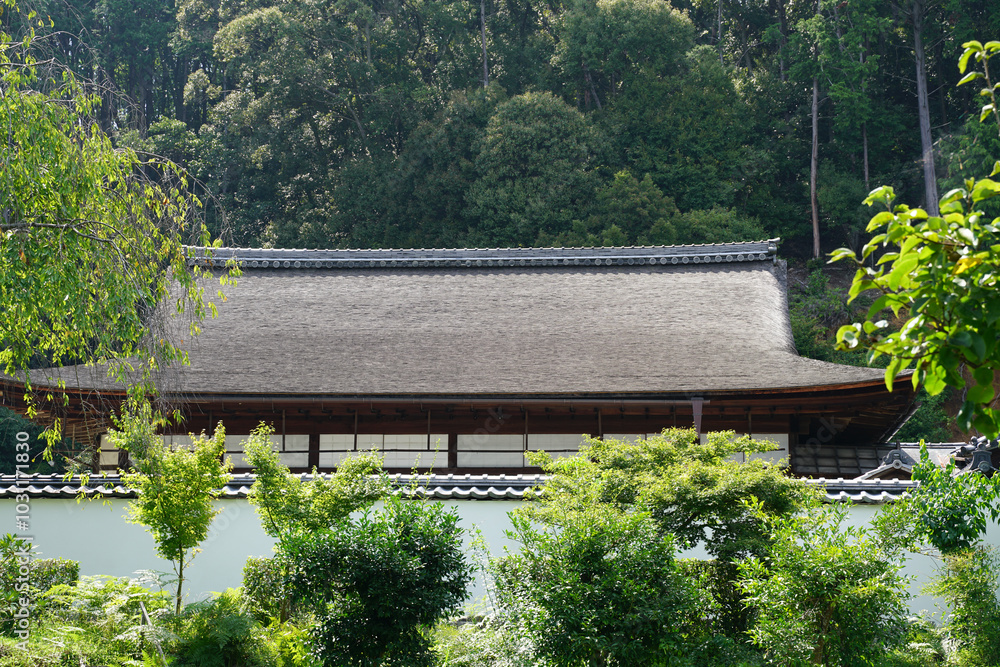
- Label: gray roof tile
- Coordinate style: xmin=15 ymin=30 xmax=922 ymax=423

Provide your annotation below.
xmin=0 ymin=472 xmax=913 ymax=503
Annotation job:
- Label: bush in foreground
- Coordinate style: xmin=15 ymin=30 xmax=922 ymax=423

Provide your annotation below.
xmin=286 ymin=494 xmax=471 ymax=667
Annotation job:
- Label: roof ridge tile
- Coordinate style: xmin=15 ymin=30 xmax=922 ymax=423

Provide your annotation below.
xmin=187 ymin=240 xmax=780 ymax=271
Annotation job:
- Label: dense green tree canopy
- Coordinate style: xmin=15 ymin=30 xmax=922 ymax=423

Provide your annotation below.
xmin=5 ymin=0 xmax=1000 ymax=256
xmin=466 ymin=91 xmax=600 ymax=246
xmin=525 ymin=429 xmax=815 ymax=562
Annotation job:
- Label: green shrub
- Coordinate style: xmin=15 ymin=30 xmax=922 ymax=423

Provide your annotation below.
xmin=907 ymin=446 xmax=1000 ymax=555
xmin=243 ymin=556 xmax=293 ymax=622
xmin=0 ymin=534 xmax=79 ymax=634
xmin=286 ymin=495 xmax=471 ymax=667
xmin=243 ymin=424 xmax=390 ymax=623
xmin=28 ymin=559 xmax=79 ymax=597
xmin=495 ymin=505 xmax=706 ymax=667
xmin=738 ymin=503 xmax=910 ymax=667
xmin=0 ymin=626 xmax=145 ymax=667
xmin=432 ymin=620 xmax=540 ymax=667
xmin=885 ymin=617 xmax=945 ymax=667
xmin=527 ymin=429 xmax=814 ymax=563
xmin=114 ymin=403 xmax=232 ymax=615
xmin=925 ymin=548 xmax=1000 ymax=667
xmin=263 ymin=620 xmax=320 ymax=667
xmin=894 ymin=389 xmax=955 ymax=443
xmin=168 ymin=588 xmax=275 ymax=667
xmin=0 ymin=572 xmax=172 ymax=666
xmin=677 ymin=559 xmax=753 ymax=639
xmin=44 ymin=573 xmax=172 ymax=652
xmin=674 ymin=206 xmax=768 ymax=245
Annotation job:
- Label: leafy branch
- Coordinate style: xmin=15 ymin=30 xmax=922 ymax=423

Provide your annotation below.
xmin=832 ymin=40 xmax=1000 ymax=436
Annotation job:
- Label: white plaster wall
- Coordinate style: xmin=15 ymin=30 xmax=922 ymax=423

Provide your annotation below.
xmin=837 ymin=504 xmax=1000 ymax=620
xmin=0 ymin=496 xmax=522 ymax=607
xmin=1 ymin=497 xmax=995 ymax=615
xmin=0 ymin=497 xmax=276 ymax=604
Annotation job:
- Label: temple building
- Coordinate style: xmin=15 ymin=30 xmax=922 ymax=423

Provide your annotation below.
xmin=1 ymin=240 xmax=916 ymax=477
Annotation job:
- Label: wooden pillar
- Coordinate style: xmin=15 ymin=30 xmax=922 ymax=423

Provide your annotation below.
xmin=448 ymin=433 xmax=458 ymax=470
xmin=308 ymin=432 xmax=319 ymax=469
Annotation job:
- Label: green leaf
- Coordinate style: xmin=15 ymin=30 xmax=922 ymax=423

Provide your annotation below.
xmin=864 ymin=186 xmax=894 ymax=207
xmin=958 ymin=49 xmax=975 ymax=74
xmin=950 ymin=330 xmax=973 ymax=348
xmin=888 ymin=255 xmax=919 ymax=290
xmin=971 ymin=179 xmax=1000 ymax=201
xmin=923 ymin=368 xmax=946 ymax=395
xmin=942 ymin=187 xmax=967 ymax=202
xmin=868 ymin=210 xmax=894 ymax=229
xmin=968 ymin=331 xmax=987 ymax=362
xmin=958 ymin=71 xmax=985 ymax=86
xmin=968 ymin=382 xmax=995 ymax=405
xmin=885 ymin=357 xmax=903 ymax=390
xmin=837 ymin=324 xmax=860 ymax=349
xmin=956 ymin=227 xmax=977 ymax=245
xmin=866 ymin=294 xmax=890 ymax=319
xmin=900 ymin=234 xmax=923 ymax=257
xmin=939 ymin=347 xmax=961 ymax=372
xmin=985 ymin=297 xmax=1000 ymax=324
xmin=962 ymin=41 xmax=984 ymax=61
xmin=828 ymin=248 xmax=856 ymax=263
xmin=973 ymin=412 xmax=997 ymax=436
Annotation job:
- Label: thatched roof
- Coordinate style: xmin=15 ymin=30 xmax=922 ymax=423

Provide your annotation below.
xmin=31 ymin=241 xmax=888 ymax=398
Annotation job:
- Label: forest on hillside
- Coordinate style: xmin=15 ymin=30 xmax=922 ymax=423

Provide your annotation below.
xmin=4 ymin=0 xmax=1000 ymax=256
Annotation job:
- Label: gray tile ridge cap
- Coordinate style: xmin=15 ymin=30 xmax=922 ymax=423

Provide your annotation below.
xmin=854 ymin=463 xmax=912 ymax=480
xmin=0 ymin=472 xmax=547 ymax=496
xmin=9 ymin=472 xmax=924 ymax=488
xmin=1 ymin=472 xmax=915 ymax=503
xmin=186 ymin=239 xmax=780 ymax=267
xmin=806 ymin=477 xmax=917 ymax=503
xmin=804 ymin=477 xmax=918 ymax=488
xmin=188 ymin=239 xmax=778 ymax=254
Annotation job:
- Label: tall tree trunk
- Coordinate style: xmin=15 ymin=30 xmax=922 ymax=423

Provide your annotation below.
xmin=176 ymin=58 xmax=187 ymax=123
xmin=142 ymin=64 xmax=154 ymax=135
xmin=936 ymin=39 xmax=948 ymax=127
xmin=912 ymin=0 xmax=939 ymax=215
xmin=480 ymin=0 xmax=489 ymax=87
xmin=862 ymin=121 xmax=870 ymax=190
xmin=811 ymin=75 xmax=821 ymax=259
xmin=176 ymin=555 xmax=185 ymax=615
xmin=717 ymin=0 xmax=724 ymax=65
xmin=862 ymin=39 xmax=871 ymax=189
xmin=773 ymin=0 xmax=788 ymax=82
xmin=583 ymin=63 xmax=602 ymax=110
